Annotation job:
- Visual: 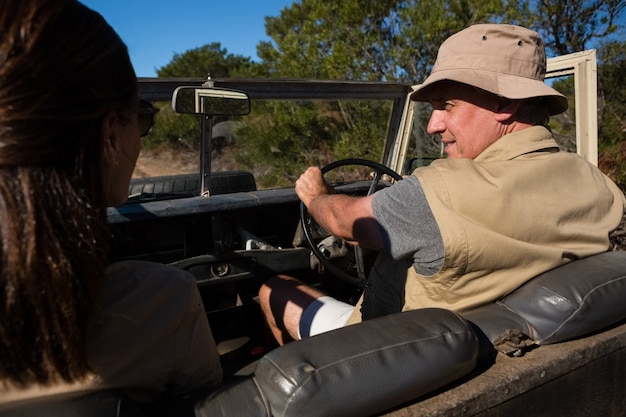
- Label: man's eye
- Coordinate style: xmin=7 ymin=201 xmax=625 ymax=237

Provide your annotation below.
xmin=432 ymin=102 xmax=453 ymax=111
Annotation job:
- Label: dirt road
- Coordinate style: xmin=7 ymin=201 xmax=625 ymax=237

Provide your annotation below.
xmin=133 ymin=149 xmax=197 ymax=178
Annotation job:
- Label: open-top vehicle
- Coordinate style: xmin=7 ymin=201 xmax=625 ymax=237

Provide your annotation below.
xmin=6 ymin=50 xmax=625 ymax=417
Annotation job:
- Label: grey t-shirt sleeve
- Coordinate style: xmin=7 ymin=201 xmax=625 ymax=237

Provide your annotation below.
xmin=371 ymin=175 xmax=444 ymax=275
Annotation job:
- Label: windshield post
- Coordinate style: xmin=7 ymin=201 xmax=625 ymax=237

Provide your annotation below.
xmin=200 ymin=115 xmax=213 ymax=197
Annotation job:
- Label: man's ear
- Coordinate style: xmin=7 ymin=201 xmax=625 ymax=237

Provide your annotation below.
xmin=101 ymin=111 xmax=120 ymax=165
xmin=494 ymin=99 xmax=521 ymax=122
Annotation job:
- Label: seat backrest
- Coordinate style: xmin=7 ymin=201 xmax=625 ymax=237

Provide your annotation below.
xmin=464 ymin=250 xmax=626 ymax=356
xmin=251 ymin=307 xmax=478 ymax=417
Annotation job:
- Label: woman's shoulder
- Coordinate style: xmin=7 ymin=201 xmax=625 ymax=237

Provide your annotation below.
xmin=103 ymin=260 xmax=196 ymax=292
xmin=95 ymin=260 xmax=199 ymax=323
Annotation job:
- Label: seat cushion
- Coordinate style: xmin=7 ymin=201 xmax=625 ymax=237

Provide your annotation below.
xmin=253 ymin=308 xmax=478 ymax=417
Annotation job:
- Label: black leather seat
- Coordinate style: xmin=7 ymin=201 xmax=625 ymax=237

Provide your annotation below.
xmin=464 ymin=250 xmax=626 ymax=355
xmin=247 ymin=308 xmax=477 ymax=417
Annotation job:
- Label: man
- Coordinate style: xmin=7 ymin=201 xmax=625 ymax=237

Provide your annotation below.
xmin=259 ymin=24 xmax=626 ymax=345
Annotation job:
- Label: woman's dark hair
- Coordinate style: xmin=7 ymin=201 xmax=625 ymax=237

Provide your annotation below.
xmin=0 ymin=0 xmax=136 ymax=385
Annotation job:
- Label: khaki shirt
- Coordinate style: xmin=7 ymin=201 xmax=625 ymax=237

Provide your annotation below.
xmin=350 ymin=126 xmax=625 ymax=323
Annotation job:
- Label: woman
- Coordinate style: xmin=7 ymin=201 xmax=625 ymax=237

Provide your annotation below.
xmin=0 ymin=0 xmax=221 ymax=405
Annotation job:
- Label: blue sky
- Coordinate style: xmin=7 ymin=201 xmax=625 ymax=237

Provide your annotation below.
xmin=81 ymin=0 xmax=295 ymax=77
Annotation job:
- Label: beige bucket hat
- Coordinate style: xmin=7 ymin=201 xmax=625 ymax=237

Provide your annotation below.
xmin=410 ymin=24 xmax=568 ymax=115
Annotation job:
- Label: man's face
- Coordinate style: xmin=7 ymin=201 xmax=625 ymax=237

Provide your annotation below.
xmin=426 ymin=82 xmax=505 ymax=159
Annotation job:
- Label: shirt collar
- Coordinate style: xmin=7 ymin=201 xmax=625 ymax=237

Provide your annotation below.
xmin=474 ymin=126 xmax=560 ymax=163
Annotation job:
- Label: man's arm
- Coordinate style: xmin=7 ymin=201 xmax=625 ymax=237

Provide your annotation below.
xmin=296 ymin=166 xmax=382 ymax=250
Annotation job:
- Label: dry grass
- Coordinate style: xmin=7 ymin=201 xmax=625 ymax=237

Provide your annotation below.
xmin=133 ymin=148 xmax=198 ymax=178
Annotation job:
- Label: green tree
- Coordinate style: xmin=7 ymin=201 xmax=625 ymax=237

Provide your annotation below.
xmin=256 ymin=0 xmax=399 ymax=80
xmin=507 ymin=0 xmax=625 ymax=55
xmin=597 ymin=40 xmax=626 ymax=191
xmin=598 ymin=40 xmax=626 ymax=149
xmin=397 ymin=0 xmax=509 ymax=82
xmin=233 ymin=98 xmax=393 ymax=188
xmin=257 ymin=0 xmax=514 ymax=82
xmin=156 ymin=42 xmax=257 ymax=78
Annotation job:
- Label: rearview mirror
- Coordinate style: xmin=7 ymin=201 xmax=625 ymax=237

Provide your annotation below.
xmin=172 ymin=86 xmax=251 ymax=116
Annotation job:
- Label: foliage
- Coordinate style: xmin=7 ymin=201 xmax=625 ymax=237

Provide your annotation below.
xmin=508 ymin=0 xmax=625 ymax=55
xmin=232 ymin=99 xmax=392 ymax=188
xmin=257 ymin=0 xmax=624 ymax=82
xmin=257 ymin=0 xmax=515 ymax=82
xmin=156 ymin=42 xmax=257 ymax=78
xmin=547 ymin=77 xmax=577 ymax=152
xmin=397 ymin=0 xmax=509 ymax=81
xmin=256 ymin=0 xmax=399 ymax=80
xmin=597 ymin=40 xmax=626 ymax=191
xmin=143 ymin=104 xmax=199 ymax=151
xmin=598 ymin=40 xmax=626 ymax=149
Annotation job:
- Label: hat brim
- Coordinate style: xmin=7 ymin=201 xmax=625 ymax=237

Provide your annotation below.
xmin=410 ymin=69 xmax=568 ymax=115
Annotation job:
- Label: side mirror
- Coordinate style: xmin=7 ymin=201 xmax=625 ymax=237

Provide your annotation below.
xmin=172 ymin=86 xmax=251 ymax=116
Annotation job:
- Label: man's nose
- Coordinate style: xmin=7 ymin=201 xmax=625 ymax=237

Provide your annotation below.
xmin=426 ymin=110 xmax=444 ymax=135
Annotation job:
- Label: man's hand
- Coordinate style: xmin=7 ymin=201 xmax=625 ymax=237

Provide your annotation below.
xmin=295 ymin=166 xmax=333 ymax=208
xmin=294 ymin=166 xmax=382 ymax=250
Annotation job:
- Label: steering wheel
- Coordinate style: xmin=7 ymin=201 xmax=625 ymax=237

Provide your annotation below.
xmin=300 ymin=158 xmax=402 ymax=286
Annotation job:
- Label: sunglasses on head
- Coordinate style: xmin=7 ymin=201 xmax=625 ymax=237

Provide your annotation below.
xmin=137 ymin=99 xmax=159 ymax=137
